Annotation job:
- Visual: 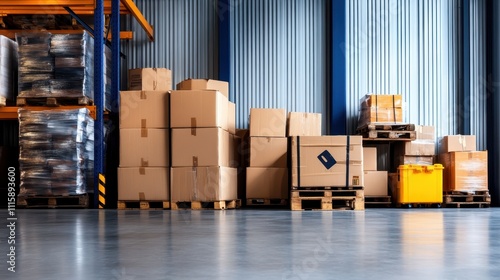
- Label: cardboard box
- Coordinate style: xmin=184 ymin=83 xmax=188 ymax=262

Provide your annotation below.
xmin=171 ymin=166 xmax=237 ymax=202
xmin=291 ymin=136 xmax=364 ymax=187
xmin=246 ymin=167 xmax=288 ymax=199
xmin=439 ymin=151 xmax=488 ymax=192
xmin=439 ymin=135 xmax=476 ymax=153
xmin=364 ymin=171 xmax=388 ymax=196
xmin=287 ymin=112 xmax=322 ymax=136
xmin=119 ymin=91 xmax=169 ymax=129
xmin=395 ymin=155 xmax=434 ymax=167
xmin=415 ymin=125 xmax=435 ymax=140
xmin=249 ymin=137 xmax=287 ymax=167
xmin=128 ymin=68 xmax=172 ymax=91
xmin=360 ymin=94 xmax=403 ymax=108
xmin=170 ymin=90 xmax=228 ymax=130
xmin=363 ymin=147 xmax=377 ymax=171
xmin=118 ymin=167 xmax=169 ymax=200
xmin=171 ymin=127 xmax=235 ymax=167
xmin=119 ymin=129 xmax=170 ymax=167
xmin=228 ymin=101 xmax=236 ymax=134
xmin=176 ymin=79 xmax=229 ymax=98
xmin=249 ymin=108 xmax=286 ymax=137
xmin=358 ymin=107 xmax=403 ymax=125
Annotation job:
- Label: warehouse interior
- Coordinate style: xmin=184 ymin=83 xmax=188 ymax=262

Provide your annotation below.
xmin=1 ymin=0 xmax=500 ymax=278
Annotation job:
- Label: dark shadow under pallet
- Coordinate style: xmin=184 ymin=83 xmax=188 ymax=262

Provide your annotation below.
xmin=246 ymin=198 xmax=288 ymax=207
xmin=117 ymin=200 xmax=170 ymax=210
xmin=365 ymin=196 xmax=392 ymax=208
xmin=291 ymin=188 xmax=364 ymax=211
xmin=17 ymin=96 xmax=93 ymax=107
xmin=171 ymin=199 xmax=241 ymax=210
xmin=17 ymin=194 xmax=89 ymax=208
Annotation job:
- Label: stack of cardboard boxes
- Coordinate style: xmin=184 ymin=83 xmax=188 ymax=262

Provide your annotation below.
xmin=394 ymin=125 xmax=436 ymax=167
xmin=363 ymin=147 xmax=388 ymax=196
xmin=438 ymin=135 xmax=488 ymax=193
xmin=118 ymin=68 xmax=172 ymax=203
xmin=246 ymin=108 xmax=288 ymax=201
xmin=358 ymin=94 xmax=403 ymax=128
xmin=170 ymin=79 xmax=239 ymax=205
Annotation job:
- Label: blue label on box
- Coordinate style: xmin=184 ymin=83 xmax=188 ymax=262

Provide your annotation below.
xmin=317 ymin=150 xmax=336 ymax=170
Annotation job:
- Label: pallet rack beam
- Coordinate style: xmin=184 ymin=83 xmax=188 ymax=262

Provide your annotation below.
xmin=0 ymin=30 xmax=133 ymax=40
xmin=119 ymin=0 xmax=154 ymax=41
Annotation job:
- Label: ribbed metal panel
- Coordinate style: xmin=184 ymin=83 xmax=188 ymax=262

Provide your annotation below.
xmin=123 ymin=0 xmax=218 ymax=87
xmin=230 ymin=0 xmax=326 ymax=130
xmin=346 ymin=0 xmax=460 ymax=140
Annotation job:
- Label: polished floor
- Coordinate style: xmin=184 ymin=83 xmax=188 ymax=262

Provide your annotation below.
xmin=1 ymin=208 xmax=500 ymax=279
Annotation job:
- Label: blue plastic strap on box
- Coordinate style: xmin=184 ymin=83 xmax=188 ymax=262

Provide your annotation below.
xmin=317 ymin=150 xmax=336 ymax=170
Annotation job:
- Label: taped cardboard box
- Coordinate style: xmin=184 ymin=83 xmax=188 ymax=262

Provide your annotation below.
xmin=246 ymin=167 xmax=288 ymax=199
xmin=364 ymin=171 xmax=388 ymax=196
xmin=119 ymin=128 xmax=170 ymax=167
xmin=439 ymin=151 xmax=488 ymax=192
xmin=439 ymin=135 xmax=476 ymax=153
xmin=171 ymin=127 xmax=235 ymax=167
xmin=363 ymin=147 xmax=377 ymax=171
xmin=128 ymin=68 xmax=172 ymax=91
xmin=176 ymin=79 xmax=229 ymax=98
xmin=118 ymin=167 xmax=169 ymax=200
xmin=249 ymin=137 xmax=287 ymax=168
xmin=249 ymin=108 xmax=286 ymax=137
xmin=171 ymin=166 xmax=237 ymax=202
xmin=170 ymin=90 xmax=228 ymax=130
xmin=395 ymin=155 xmax=434 ymax=167
xmin=287 ymin=112 xmax=322 ymax=136
xmin=119 ymin=91 xmax=170 ymax=129
xmin=360 ymin=94 xmax=403 ymax=108
xmin=415 ymin=125 xmax=435 ymax=140
xmin=358 ymin=107 xmax=403 ymax=126
xmin=291 ymin=136 xmax=364 ymax=188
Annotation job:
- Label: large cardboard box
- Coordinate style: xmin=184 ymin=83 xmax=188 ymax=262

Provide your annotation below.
xmin=399 ymin=141 xmax=436 ymax=156
xmin=287 ymin=112 xmax=322 ymax=136
xmin=246 ymin=167 xmax=288 ymax=199
xmin=170 ymin=90 xmax=228 ymax=130
xmin=415 ymin=125 xmax=435 ymax=140
xmin=176 ymin=79 xmax=229 ymax=98
xmin=118 ymin=167 xmax=169 ymax=200
xmin=439 ymin=151 xmax=488 ymax=192
xmin=291 ymin=136 xmax=364 ymax=188
xmin=363 ymin=147 xmax=377 ymax=171
xmin=249 ymin=137 xmax=287 ymax=167
xmin=358 ymin=107 xmax=403 ymax=124
xmin=360 ymin=94 xmax=403 ymax=108
xmin=128 ymin=68 xmax=172 ymax=91
xmin=439 ymin=135 xmax=476 ymax=153
xmin=119 ymin=91 xmax=169 ymax=129
xmin=171 ymin=167 xmax=237 ymax=202
xmin=119 ymin=128 xmax=170 ymax=167
xmin=171 ymin=127 xmax=234 ymax=167
xmin=228 ymin=101 xmax=236 ymax=134
xmin=249 ymin=108 xmax=286 ymax=137
xmin=364 ymin=171 xmax=388 ymax=196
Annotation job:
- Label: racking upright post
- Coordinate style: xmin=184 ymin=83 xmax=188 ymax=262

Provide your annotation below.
xmin=94 ymin=0 xmax=105 ymax=208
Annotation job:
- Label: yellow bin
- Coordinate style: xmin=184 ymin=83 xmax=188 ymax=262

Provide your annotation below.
xmin=397 ymin=164 xmax=443 ymax=204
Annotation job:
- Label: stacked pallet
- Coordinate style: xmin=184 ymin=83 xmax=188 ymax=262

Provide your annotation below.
xmin=170 ymin=79 xmax=240 ymax=210
xmin=245 ymin=108 xmax=288 ymax=206
xmin=0 ymin=35 xmax=17 ymax=106
xmin=117 ymin=68 xmax=172 ymax=210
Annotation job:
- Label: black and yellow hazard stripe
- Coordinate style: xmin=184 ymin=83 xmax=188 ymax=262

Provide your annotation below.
xmin=98 ymin=173 xmax=106 ymax=209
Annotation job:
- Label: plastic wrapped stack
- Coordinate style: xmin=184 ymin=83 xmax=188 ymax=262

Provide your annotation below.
xmin=0 ymin=35 xmax=18 ymax=103
xmin=18 ymin=108 xmax=94 ymax=196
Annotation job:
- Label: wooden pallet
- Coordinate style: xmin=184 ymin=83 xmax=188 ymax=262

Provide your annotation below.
xmin=443 ymin=190 xmax=491 ymax=208
xmin=442 ymin=201 xmax=490 ymax=208
xmin=246 ymin=198 xmax=288 ymax=206
xmin=358 ymin=123 xmax=416 ymax=132
xmin=171 ymin=199 xmax=241 ymax=210
xmin=395 ymin=203 xmax=442 ymax=208
xmin=117 ymin=200 xmax=170 ymax=210
xmin=357 ymin=123 xmax=416 ymax=141
xmin=292 ymin=186 xmax=364 ymax=191
xmin=17 ymin=96 xmax=93 ymax=106
xmin=17 ymin=194 xmax=89 ymax=208
xmin=290 ymin=188 xmax=364 ymax=211
xmin=365 ymin=196 xmax=392 ymax=208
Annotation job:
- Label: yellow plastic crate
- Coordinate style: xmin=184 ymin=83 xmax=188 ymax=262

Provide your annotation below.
xmin=397 ymin=164 xmax=443 ymax=204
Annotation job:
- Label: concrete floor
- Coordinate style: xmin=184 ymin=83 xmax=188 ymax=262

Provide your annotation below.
xmin=1 ymin=209 xmax=500 ymax=280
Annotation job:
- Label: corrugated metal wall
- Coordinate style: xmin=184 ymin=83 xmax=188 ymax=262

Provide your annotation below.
xmin=123 ymin=0 xmax=218 ymax=88
xmin=230 ymin=0 xmax=326 ymax=130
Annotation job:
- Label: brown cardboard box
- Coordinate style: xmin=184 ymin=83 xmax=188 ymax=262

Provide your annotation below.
xmin=228 ymin=101 xmax=236 ymax=134
xmin=360 ymin=94 xmax=403 ymax=108
xmin=358 ymin=107 xmax=403 ymax=124
xmin=246 ymin=167 xmax=288 ymax=199
xmin=364 ymin=171 xmax=388 ymax=196
xmin=415 ymin=125 xmax=435 ymax=140
xmin=287 ymin=112 xmax=322 ymax=136
xmin=363 ymin=147 xmax=377 ymax=171
xmin=291 ymin=136 xmax=364 ymax=187
xmin=171 ymin=127 xmax=235 ymax=167
xmin=119 ymin=128 xmax=170 ymax=167
xmin=439 ymin=135 xmax=476 ymax=153
xmin=118 ymin=167 xmax=169 ymax=200
xmin=176 ymin=79 xmax=229 ymax=98
xmin=170 ymin=166 xmax=237 ymax=202
xmin=395 ymin=155 xmax=434 ymax=167
xmin=439 ymin=151 xmax=488 ymax=192
xmin=119 ymin=91 xmax=170 ymax=129
xmin=400 ymin=141 xmax=436 ymax=156
xmin=128 ymin=68 xmax=172 ymax=91
xmin=249 ymin=108 xmax=286 ymax=137
xmin=249 ymin=137 xmax=287 ymax=167
xmin=170 ymin=90 xmax=228 ymax=130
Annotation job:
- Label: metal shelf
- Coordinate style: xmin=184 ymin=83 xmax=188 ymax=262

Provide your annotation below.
xmin=0 ymin=106 xmax=97 ymax=120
